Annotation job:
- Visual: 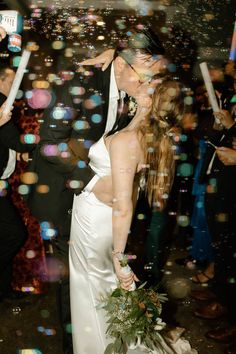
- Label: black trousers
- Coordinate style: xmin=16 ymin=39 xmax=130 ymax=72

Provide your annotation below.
xmin=52 ymin=231 xmax=73 ymax=354
xmin=0 ymin=194 xmax=27 ymax=295
xmin=205 ymin=179 xmax=236 ymax=324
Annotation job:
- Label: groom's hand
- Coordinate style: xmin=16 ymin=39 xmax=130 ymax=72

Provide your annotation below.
xmin=135 ymin=80 xmax=158 ymax=114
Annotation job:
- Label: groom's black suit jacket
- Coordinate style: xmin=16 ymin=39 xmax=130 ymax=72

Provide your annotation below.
xmin=26 ymin=64 xmax=112 ymax=236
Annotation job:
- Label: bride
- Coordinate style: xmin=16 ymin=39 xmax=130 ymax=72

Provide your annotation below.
xmin=69 ymin=76 xmax=196 ymax=354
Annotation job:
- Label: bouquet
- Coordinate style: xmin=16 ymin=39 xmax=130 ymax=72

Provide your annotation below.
xmin=101 ymin=254 xmax=168 ymax=354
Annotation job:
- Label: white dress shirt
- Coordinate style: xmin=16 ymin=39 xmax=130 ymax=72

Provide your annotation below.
xmin=1 ymin=149 xmax=16 ymax=179
xmin=104 ymin=63 xmax=126 ymax=133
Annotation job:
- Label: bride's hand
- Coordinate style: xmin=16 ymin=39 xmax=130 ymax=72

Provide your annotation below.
xmin=113 ymin=256 xmax=139 ymax=290
xmin=78 ymin=49 xmax=115 ymax=71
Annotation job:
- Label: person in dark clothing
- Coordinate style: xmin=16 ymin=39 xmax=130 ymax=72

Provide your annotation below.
xmin=193 ymin=109 xmax=236 ymax=354
xmin=0 ymin=65 xmax=35 ymax=300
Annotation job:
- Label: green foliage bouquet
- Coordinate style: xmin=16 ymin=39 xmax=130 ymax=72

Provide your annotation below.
xmin=101 ymin=282 xmax=168 ymax=354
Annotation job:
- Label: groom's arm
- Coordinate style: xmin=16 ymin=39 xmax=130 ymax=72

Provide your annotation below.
xmin=38 ymin=67 xmax=107 ymax=174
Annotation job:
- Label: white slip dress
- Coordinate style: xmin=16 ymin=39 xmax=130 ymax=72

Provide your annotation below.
xmin=69 ymin=136 xmax=197 ymax=354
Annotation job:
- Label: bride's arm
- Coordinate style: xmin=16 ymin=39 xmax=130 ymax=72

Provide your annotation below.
xmin=109 ymin=132 xmax=140 ymax=289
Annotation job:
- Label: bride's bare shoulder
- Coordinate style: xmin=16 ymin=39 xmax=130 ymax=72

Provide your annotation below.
xmin=110 ymin=130 xmax=140 ymax=150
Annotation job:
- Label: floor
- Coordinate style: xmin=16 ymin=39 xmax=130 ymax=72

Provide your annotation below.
xmin=0 ymin=246 xmax=230 ymax=354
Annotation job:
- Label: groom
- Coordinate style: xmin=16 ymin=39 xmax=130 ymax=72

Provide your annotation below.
xmin=26 ymin=27 xmax=166 ymax=354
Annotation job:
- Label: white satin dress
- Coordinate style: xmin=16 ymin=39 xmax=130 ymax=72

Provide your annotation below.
xmin=69 ymin=136 xmax=198 ymax=354
xmin=69 ymin=136 xmax=117 ymax=354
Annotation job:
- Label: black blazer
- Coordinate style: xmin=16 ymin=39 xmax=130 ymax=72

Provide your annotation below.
xmin=25 ymin=64 xmax=112 ymax=235
xmin=0 ymin=93 xmax=35 ymax=177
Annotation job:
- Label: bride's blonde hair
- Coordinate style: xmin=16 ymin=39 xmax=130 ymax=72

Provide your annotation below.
xmin=139 ymin=79 xmax=184 ymax=210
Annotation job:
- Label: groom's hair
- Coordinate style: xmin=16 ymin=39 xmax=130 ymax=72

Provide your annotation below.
xmin=114 ymin=27 xmax=165 ymax=61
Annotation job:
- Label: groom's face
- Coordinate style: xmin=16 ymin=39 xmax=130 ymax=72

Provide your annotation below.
xmin=114 ymin=53 xmax=166 ymax=97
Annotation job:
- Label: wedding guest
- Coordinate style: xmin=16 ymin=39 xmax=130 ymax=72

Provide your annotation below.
xmin=0 ymin=65 xmax=35 ymax=301
xmin=193 ymin=109 xmax=236 ymax=354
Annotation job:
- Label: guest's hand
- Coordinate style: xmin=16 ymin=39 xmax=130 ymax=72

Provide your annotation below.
xmin=16 ymin=152 xmax=29 ymax=162
xmin=216 ymin=147 xmax=236 ymax=165
xmin=0 ymin=102 xmax=12 ymax=127
xmin=213 ymin=109 xmax=234 ymax=129
xmin=78 ymin=49 xmax=115 ymax=71
xmin=0 ymin=27 xmax=7 ymax=42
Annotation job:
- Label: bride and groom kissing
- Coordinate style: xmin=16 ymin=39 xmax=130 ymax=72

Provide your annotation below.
xmin=26 ymin=27 xmax=196 ymax=354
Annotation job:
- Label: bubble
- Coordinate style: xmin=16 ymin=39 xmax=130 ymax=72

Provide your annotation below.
xmin=66 ymin=323 xmax=73 ymax=334
xmin=25 ymin=90 xmax=33 ymax=99
xmin=177 ymin=163 xmax=193 ymax=177
xmin=46 ymin=228 xmax=56 ymax=238
xmin=64 ymin=48 xmax=74 ymax=58
xmin=137 ymin=213 xmax=145 ymax=220
xmin=196 ymin=201 xmax=203 ymax=208
xmin=18 ymin=184 xmax=29 ymax=195
xmin=73 ymin=120 xmax=89 ymax=131
xmin=46 ymin=257 xmax=66 ymax=282
xmin=16 ymin=329 xmax=23 ymax=336
xmin=166 ymin=261 xmax=173 ymax=267
xmin=84 ymin=140 xmax=93 ymax=149
xmin=180 ymin=134 xmax=187 ymax=142
xmin=21 ymin=172 xmax=38 ymax=184
xmin=161 ymin=26 xmax=168 ymax=34
xmin=177 ymin=215 xmax=190 ymax=227
xmin=58 ymin=143 xmax=68 ymax=152
xmin=166 ymin=278 xmax=191 ymax=299
xmin=40 ymin=309 xmax=50 ymax=318
xmin=52 ymin=40 xmax=65 ymax=50
xmin=68 ymin=180 xmax=83 ymax=189
xmin=91 ymin=114 xmax=102 ymax=123
xmin=228 ymin=277 xmax=235 ymax=284
xmin=37 ymin=326 xmax=45 ymax=333
xmin=77 ymin=160 xmax=86 ymax=168
xmin=27 ymin=89 xmax=52 ymax=109
xmin=32 ymin=80 xmax=50 ymax=89
xmin=45 ymin=328 xmax=56 ymax=336
xmin=12 ymin=56 xmax=22 ymax=67
xmin=70 ymin=86 xmax=85 ymax=96
xmin=0 ymin=180 xmax=8 ymax=189
xmin=184 ymin=96 xmax=193 ymax=105
xmin=167 ymin=63 xmax=176 ymax=73
xmin=36 ymin=185 xmax=49 ymax=194
xmin=216 ymin=213 xmax=228 ymax=222
xmin=42 ymin=144 xmax=58 ymax=157
xmin=91 ymin=94 xmax=102 ymax=106
xmin=28 ymin=73 xmax=37 ymax=80
xmin=22 ymin=134 xmax=40 ymax=144
xmin=21 ymin=286 xmax=35 ymax=293
xmin=52 ymin=107 xmax=66 ymax=120
xmin=40 ymin=222 xmax=57 ymax=241
xmin=180 ymin=153 xmax=187 ymax=161
xmin=26 ymin=250 xmax=36 ymax=259
xmin=16 ymin=90 xmax=24 ymax=99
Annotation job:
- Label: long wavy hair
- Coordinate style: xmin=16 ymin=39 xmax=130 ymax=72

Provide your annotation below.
xmin=139 ymin=79 xmax=184 ymax=210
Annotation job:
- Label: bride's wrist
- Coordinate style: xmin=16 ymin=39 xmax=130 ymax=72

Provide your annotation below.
xmin=112 ymin=250 xmax=124 ymax=258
